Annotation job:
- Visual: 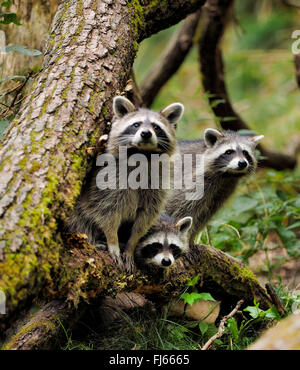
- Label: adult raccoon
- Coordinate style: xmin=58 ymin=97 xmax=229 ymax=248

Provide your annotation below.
xmin=166 ymin=128 xmax=264 ymax=243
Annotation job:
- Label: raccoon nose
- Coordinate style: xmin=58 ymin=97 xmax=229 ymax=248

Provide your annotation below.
xmin=238 ymin=160 xmax=247 ymax=169
xmin=161 ymin=257 xmax=172 ymax=267
xmin=140 ymin=129 xmax=152 ymax=139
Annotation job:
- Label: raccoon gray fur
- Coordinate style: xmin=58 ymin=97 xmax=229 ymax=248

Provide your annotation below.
xmin=165 ymin=128 xmax=264 ymax=243
xmin=135 ymin=213 xmax=192 ymax=269
xmin=67 ymin=96 xmax=184 ymax=272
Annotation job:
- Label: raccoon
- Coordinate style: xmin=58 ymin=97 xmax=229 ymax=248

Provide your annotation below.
xmin=166 ymin=128 xmax=264 ymax=243
xmin=135 ymin=213 xmax=193 ymax=269
xmin=67 ymin=96 xmax=184 ymax=272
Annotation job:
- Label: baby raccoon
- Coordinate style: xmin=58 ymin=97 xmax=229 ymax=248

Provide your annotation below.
xmin=67 ymin=96 xmax=184 ymax=272
xmin=166 ymin=128 xmax=264 ymax=243
xmin=135 ymin=213 xmax=193 ymax=269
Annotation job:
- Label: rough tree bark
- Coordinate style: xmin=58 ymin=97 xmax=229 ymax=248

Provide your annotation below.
xmin=198 ymin=0 xmax=297 ymax=170
xmin=0 ymin=0 xmax=206 ymax=328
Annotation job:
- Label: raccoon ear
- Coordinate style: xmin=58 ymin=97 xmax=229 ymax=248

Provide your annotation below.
xmin=113 ymin=96 xmax=136 ymax=118
xmin=204 ymin=128 xmax=224 ymax=147
xmin=251 ymin=135 xmax=264 ymax=147
xmin=160 ymin=103 xmax=184 ymax=126
xmin=176 ymin=216 xmax=193 ymax=234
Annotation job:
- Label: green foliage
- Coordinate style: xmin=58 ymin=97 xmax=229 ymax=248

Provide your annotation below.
xmin=0 ymin=2 xmax=20 ymax=25
xmin=180 ymin=275 xmax=215 ymax=306
xmin=0 ymin=12 xmax=20 ymax=25
xmin=180 ymin=292 xmax=215 ymax=307
xmin=198 ymin=170 xmax=300 ymax=278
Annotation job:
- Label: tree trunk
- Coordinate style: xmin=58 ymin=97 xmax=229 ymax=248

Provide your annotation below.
xmin=0 ymin=0 xmax=205 ymax=326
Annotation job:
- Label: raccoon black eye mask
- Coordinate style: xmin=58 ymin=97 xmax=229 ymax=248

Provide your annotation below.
xmin=135 ymin=213 xmax=193 ymax=269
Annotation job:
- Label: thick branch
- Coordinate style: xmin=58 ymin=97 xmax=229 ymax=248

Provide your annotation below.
xmin=198 ymin=0 xmax=297 ymax=170
xmin=3 ymin=300 xmax=87 ymax=350
xmin=2 ymin=240 xmax=271 ymax=349
xmin=140 ymin=11 xmax=201 ymax=107
xmin=0 ymin=0 xmax=205 ymax=323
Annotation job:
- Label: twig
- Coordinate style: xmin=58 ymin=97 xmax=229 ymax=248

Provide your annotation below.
xmin=201 ymin=299 xmax=244 ymax=350
xmin=265 ymin=283 xmax=286 ymax=315
xmin=9 ymin=71 xmax=33 ymax=110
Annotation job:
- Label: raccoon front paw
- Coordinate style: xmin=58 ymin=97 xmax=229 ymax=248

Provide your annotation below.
xmin=123 ymin=253 xmax=135 ymax=274
xmin=108 ymin=245 xmax=123 ymax=268
xmin=95 ymin=242 xmax=108 ymax=251
xmin=110 ymin=252 xmax=124 ymax=269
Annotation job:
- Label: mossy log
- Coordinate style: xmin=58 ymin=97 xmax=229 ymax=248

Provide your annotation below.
xmin=249 ymin=313 xmax=300 ymax=350
xmin=0 ymin=0 xmax=205 ymax=328
xmin=3 ymin=300 xmax=87 ymax=350
xmin=2 ymin=241 xmax=271 ymax=349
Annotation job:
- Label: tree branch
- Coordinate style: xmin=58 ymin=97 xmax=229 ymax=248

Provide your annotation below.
xmin=140 ymin=10 xmax=201 ymax=107
xmin=198 ymin=0 xmax=297 ymax=170
xmin=2 ymin=238 xmax=271 ymax=348
xmin=201 ymin=299 xmax=244 ymax=350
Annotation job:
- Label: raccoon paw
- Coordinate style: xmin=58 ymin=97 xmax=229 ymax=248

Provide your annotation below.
xmin=110 ymin=252 xmax=124 ymax=269
xmin=108 ymin=246 xmax=123 ymax=268
xmin=123 ymin=254 xmax=135 ymax=274
xmin=95 ymin=242 xmax=108 ymax=251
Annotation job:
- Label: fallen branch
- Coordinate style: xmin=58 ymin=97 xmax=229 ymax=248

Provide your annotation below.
xmin=2 ymin=238 xmax=271 ymax=349
xmin=201 ymin=299 xmax=244 ymax=350
xmin=198 ymin=0 xmax=297 ymax=170
xmin=140 ymin=11 xmax=201 ymax=107
xmin=3 ymin=300 xmax=87 ymax=350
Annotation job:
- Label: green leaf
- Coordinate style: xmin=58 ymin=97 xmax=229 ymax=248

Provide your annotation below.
xmin=199 ymin=321 xmax=209 ymax=336
xmin=0 ymin=12 xmax=21 ymax=25
xmin=243 ymin=305 xmax=263 ymax=319
xmin=187 ymin=275 xmax=200 ymax=286
xmin=286 ymin=221 xmax=300 ymax=230
xmin=227 ymin=317 xmax=239 ymax=342
xmin=0 ymin=44 xmax=41 ymax=56
xmin=265 ymin=306 xmax=281 ymax=320
xmin=1 ymin=1 xmax=12 ymax=6
xmin=180 ymin=292 xmax=215 ymax=306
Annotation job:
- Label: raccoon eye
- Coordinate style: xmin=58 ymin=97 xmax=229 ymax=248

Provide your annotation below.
xmin=225 ymin=150 xmax=234 ymax=155
xmin=242 ymin=150 xmax=249 ymax=156
xmin=152 ymin=123 xmax=160 ymax=131
xmin=132 ymin=122 xmax=141 ymax=128
xmin=170 ymin=244 xmax=182 ymax=258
